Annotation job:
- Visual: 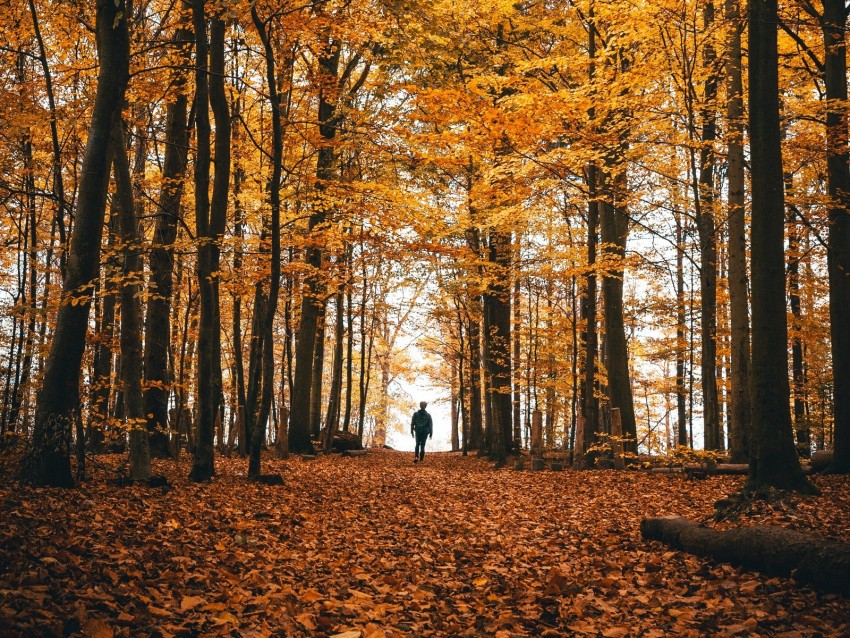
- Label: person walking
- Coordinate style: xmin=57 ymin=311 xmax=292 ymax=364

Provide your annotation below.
xmin=411 ymin=401 xmax=433 ymax=463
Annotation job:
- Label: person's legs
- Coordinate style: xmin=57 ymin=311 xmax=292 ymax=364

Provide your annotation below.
xmin=415 ymin=431 xmax=428 ymax=461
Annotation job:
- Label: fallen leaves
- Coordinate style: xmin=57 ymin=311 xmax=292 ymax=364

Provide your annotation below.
xmin=0 ymin=449 xmax=849 ymax=637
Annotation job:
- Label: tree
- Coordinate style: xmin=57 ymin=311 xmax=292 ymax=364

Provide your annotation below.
xmin=289 ymin=26 xmax=339 ymax=455
xmin=821 ymin=0 xmax=850 ymax=473
xmin=143 ymin=21 xmax=192 ymax=459
xmin=112 ymin=119 xmax=150 ymax=481
xmin=725 ymin=0 xmax=750 ymax=463
xmin=248 ymin=2 xmax=284 ymax=480
xmin=190 ymin=1 xmax=230 ymax=482
xmin=18 ymin=0 xmax=129 ymax=487
xmin=746 ymin=0 xmax=815 ymax=493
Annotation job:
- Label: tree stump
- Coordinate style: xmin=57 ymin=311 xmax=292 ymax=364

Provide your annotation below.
xmin=640 ymin=516 xmax=850 ymax=595
xmin=531 ymin=458 xmax=545 ymax=471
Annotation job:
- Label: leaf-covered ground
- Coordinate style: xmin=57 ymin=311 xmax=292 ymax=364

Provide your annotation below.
xmin=1 ymin=449 xmax=849 ymax=637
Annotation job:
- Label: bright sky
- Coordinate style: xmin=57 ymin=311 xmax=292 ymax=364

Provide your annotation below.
xmin=385 ymin=375 xmax=454 ymax=452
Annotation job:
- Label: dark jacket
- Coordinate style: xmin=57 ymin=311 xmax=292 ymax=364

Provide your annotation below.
xmin=411 ymin=409 xmax=433 ymax=436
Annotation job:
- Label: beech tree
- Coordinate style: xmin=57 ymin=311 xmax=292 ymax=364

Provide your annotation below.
xmin=18 ymin=0 xmax=129 ymax=487
xmin=746 ymin=0 xmax=815 ymax=493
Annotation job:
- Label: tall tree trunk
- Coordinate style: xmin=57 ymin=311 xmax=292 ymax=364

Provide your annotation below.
xmin=696 ymin=1 xmax=722 ymax=451
xmin=190 ymin=4 xmax=230 ymax=481
xmin=232 ymin=105 xmax=247 ymax=449
xmin=483 ymin=229 xmax=512 ymax=462
xmin=725 ymin=0 xmax=750 ymax=463
xmin=467 ymin=310 xmax=484 ymax=451
xmin=357 ymin=254 xmax=374 ymax=442
xmin=747 ymin=0 xmax=814 ymax=492
xmin=464 ymin=225 xmax=484 ymax=451
xmin=513 ymin=273 xmax=522 ymax=448
xmin=28 ymin=0 xmax=67 ymax=279
xmin=675 ymin=208 xmax=689 ymax=447
xmin=310 ymin=314 xmax=327 ymax=438
xmin=290 ymin=34 xmax=340 ymax=454
xmin=822 ymin=0 xmax=850 ymax=473
xmin=249 ymin=6 xmax=283 ymax=479
xmin=244 ymin=282 xmax=267 ymax=453
xmin=6 ymin=126 xmax=39 ymax=436
xmin=451 ymin=359 xmax=460 ymax=451
xmin=599 ymin=176 xmax=638 ymax=455
xmin=577 ymin=164 xmax=600 ymax=467
xmin=343 ymin=270 xmax=354 ymax=432
xmin=457 ymin=310 xmax=469 ymax=454
xmin=112 ymin=120 xmax=150 ymax=481
xmin=88 ymin=211 xmax=119 ymax=451
xmin=323 ymin=288 xmax=345 ymax=448
xmin=19 ymin=0 xmax=129 ymax=487
xmin=786 ymin=192 xmax=810 ymax=456
xmin=144 ymin=24 xmax=192 ymax=459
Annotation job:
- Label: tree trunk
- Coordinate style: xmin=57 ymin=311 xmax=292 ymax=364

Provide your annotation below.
xmin=747 ymin=0 xmax=814 ymax=493
xmin=290 ymin=34 xmax=340 ymax=455
xmin=451 ymin=359 xmax=460 ymax=451
xmin=675 ymin=209 xmax=688 ymax=447
xmin=112 ymin=120 xmax=150 ymax=481
xmin=641 ymin=516 xmax=850 ymax=595
xmin=190 ymin=4 xmax=230 ymax=482
xmin=695 ymin=1 xmax=721 ymax=452
xmin=787 ymin=201 xmax=809 ymax=456
xmin=249 ymin=5 xmax=283 ymax=479
xmin=465 ymin=228 xmax=484 ymax=451
xmin=357 ymin=254 xmax=374 ymax=443
xmin=577 ymin=164 xmax=600 ymax=467
xmin=5 ymin=132 xmax=38 ymax=436
xmin=144 ymin=23 xmax=192 ymax=459
xmin=599 ymin=182 xmax=638 ymax=455
xmin=28 ymin=0 xmax=67 ymax=279
xmin=513 ymin=273 xmax=522 ymax=448
xmin=822 ymin=0 xmax=850 ymax=473
xmin=324 ymin=288 xmax=346 ymax=448
xmin=343 ymin=255 xmax=354 ymax=432
xmin=19 ymin=0 xmax=129 ymax=487
xmin=310 ymin=314 xmax=327 ymax=439
xmin=725 ymin=0 xmax=750 ymax=463
xmin=484 ymin=229 xmax=512 ymax=461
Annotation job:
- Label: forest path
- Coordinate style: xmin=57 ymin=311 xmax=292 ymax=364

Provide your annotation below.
xmin=1 ymin=449 xmax=849 ymax=637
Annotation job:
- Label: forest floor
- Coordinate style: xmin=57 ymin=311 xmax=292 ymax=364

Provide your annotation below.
xmin=1 ymin=448 xmax=849 ymax=638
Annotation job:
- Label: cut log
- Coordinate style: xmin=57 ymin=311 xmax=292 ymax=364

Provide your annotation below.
xmin=651 ymin=464 xmax=749 ymax=476
xmin=327 ymin=430 xmax=363 ymax=452
xmin=341 ymin=449 xmax=368 ymax=457
xmin=810 ymin=450 xmax=833 ymax=472
xmin=640 ymin=516 xmax=850 ymax=595
xmin=714 ymin=464 xmax=748 ymax=475
xmin=531 ymin=458 xmax=545 ymax=471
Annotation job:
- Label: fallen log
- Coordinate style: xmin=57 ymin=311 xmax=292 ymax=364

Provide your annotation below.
xmin=330 ymin=430 xmax=364 ymax=452
xmin=640 ymin=516 xmax=850 ymax=595
xmin=341 ymin=449 xmax=368 ymax=457
xmin=810 ymin=450 xmax=833 ymax=472
xmin=714 ymin=463 xmax=748 ymax=475
xmin=649 ymin=464 xmax=747 ymax=476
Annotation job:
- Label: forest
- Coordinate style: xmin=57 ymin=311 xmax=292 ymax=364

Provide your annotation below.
xmin=1 ymin=0 xmax=849 ymax=634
